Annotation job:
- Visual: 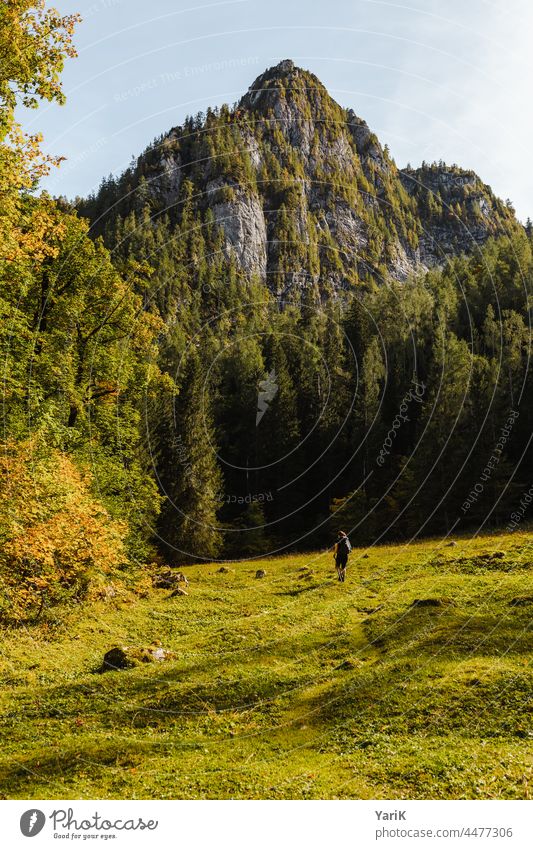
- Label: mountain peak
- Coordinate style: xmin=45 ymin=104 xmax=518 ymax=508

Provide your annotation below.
xmin=270 ymin=58 xmax=296 ymax=75
xmin=249 ymin=58 xmax=298 ymax=86
xmin=239 ymin=59 xmax=326 ymax=111
xmin=80 ymin=61 xmax=519 ymax=293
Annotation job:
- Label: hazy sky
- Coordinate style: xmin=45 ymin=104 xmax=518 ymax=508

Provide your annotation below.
xmin=26 ymin=0 xmax=532 ymax=221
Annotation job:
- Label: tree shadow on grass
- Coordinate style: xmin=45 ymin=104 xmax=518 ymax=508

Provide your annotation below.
xmin=363 ymin=606 xmax=533 ymax=659
xmin=293 ymin=608 xmax=533 ymax=740
xmin=276 ymin=584 xmax=324 ymax=597
xmin=0 ymin=739 xmax=141 ymax=797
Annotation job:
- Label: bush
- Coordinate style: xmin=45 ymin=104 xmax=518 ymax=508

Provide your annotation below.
xmin=0 ymin=438 xmax=129 ymax=624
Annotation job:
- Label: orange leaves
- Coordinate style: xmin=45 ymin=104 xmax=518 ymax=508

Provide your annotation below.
xmin=0 ymin=2 xmax=81 ymax=127
xmin=0 ymin=2 xmax=80 ymax=266
xmin=0 ymin=437 xmax=128 ymax=623
xmin=0 ymin=143 xmax=67 ymax=265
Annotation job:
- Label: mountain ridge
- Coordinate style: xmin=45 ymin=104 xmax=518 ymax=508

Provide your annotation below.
xmin=79 ymin=60 xmax=520 ymax=296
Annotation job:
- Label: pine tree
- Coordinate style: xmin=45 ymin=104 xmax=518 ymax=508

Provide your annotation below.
xmin=156 ymin=351 xmax=223 ymax=563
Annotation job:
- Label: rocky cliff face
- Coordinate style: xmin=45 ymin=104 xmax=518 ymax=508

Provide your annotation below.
xmin=400 ymin=164 xmax=514 ymax=267
xmin=81 ymin=60 xmax=519 ymax=296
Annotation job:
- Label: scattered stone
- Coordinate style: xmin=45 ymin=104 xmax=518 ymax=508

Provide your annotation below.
xmin=510 ymin=596 xmax=533 ymax=607
xmin=153 ymin=573 xmax=174 ymax=589
xmin=335 ymin=659 xmax=358 ymax=670
xmin=410 ymin=598 xmax=455 ymax=608
xmin=477 ymin=552 xmax=505 ymax=563
xmin=153 ymin=569 xmax=188 ymax=589
xmin=100 ymin=644 xmax=175 ymax=672
xmin=255 ymin=569 xmax=266 ymax=579
xmin=98 ymin=584 xmax=117 ymax=600
xmin=447 ymin=552 xmax=523 ymax=573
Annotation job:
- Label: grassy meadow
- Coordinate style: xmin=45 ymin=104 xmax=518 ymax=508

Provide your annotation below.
xmin=0 ymin=528 xmax=532 ymax=800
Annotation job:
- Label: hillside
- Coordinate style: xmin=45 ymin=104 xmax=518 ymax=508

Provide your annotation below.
xmin=1 ymin=529 xmax=531 ymax=800
xmin=79 ymin=59 xmax=519 ymax=297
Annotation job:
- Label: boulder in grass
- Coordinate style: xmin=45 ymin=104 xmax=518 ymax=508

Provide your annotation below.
xmin=153 ymin=569 xmax=189 ymax=589
xmin=335 ymin=659 xmax=359 ymax=671
xmin=100 ymin=644 xmax=175 ymax=672
xmin=510 ymin=596 xmax=533 ymax=607
xmin=96 ymin=584 xmax=118 ymax=600
xmin=152 ymin=572 xmax=174 ymax=589
xmin=410 ymin=598 xmax=455 ymax=608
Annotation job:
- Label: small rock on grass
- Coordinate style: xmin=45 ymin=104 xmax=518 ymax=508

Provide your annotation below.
xmin=98 ymin=584 xmax=117 ymax=599
xmin=153 ymin=569 xmax=189 ymax=589
xmin=255 ymin=569 xmax=266 ymax=578
xmin=510 ymin=596 xmax=533 ymax=607
xmin=100 ymin=644 xmax=175 ymax=672
xmin=410 ymin=597 xmax=455 ymax=608
xmin=335 ymin=659 xmax=359 ymax=671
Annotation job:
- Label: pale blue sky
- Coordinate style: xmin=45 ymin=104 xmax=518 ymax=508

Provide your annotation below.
xmin=26 ymin=0 xmax=532 ymax=220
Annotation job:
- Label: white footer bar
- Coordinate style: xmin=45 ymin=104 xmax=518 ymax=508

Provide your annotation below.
xmin=2 ymin=799 xmax=532 ymax=849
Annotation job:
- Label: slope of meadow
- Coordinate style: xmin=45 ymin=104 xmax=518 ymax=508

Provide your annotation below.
xmin=0 ymin=529 xmax=531 ymax=800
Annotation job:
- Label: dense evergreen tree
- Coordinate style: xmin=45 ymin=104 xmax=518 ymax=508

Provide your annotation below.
xmin=155 ymin=350 xmax=223 ymax=562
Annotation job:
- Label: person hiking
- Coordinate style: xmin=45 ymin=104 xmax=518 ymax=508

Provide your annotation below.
xmin=334 ymin=530 xmax=351 ymax=582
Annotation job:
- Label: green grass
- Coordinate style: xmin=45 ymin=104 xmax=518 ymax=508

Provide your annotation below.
xmin=0 ymin=528 xmax=532 ymax=799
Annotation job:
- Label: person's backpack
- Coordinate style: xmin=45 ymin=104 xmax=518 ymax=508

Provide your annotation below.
xmin=338 ymin=536 xmax=351 ymax=556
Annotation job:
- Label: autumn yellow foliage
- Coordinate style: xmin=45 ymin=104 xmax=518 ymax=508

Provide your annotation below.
xmin=0 ymin=438 xmax=128 ymax=623
xmin=0 ymin=1 xmax=79 ymax=264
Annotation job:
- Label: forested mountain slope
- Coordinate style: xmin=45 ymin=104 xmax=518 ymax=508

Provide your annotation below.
xmin=70 ymin=60 xmax=532 ymax=570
